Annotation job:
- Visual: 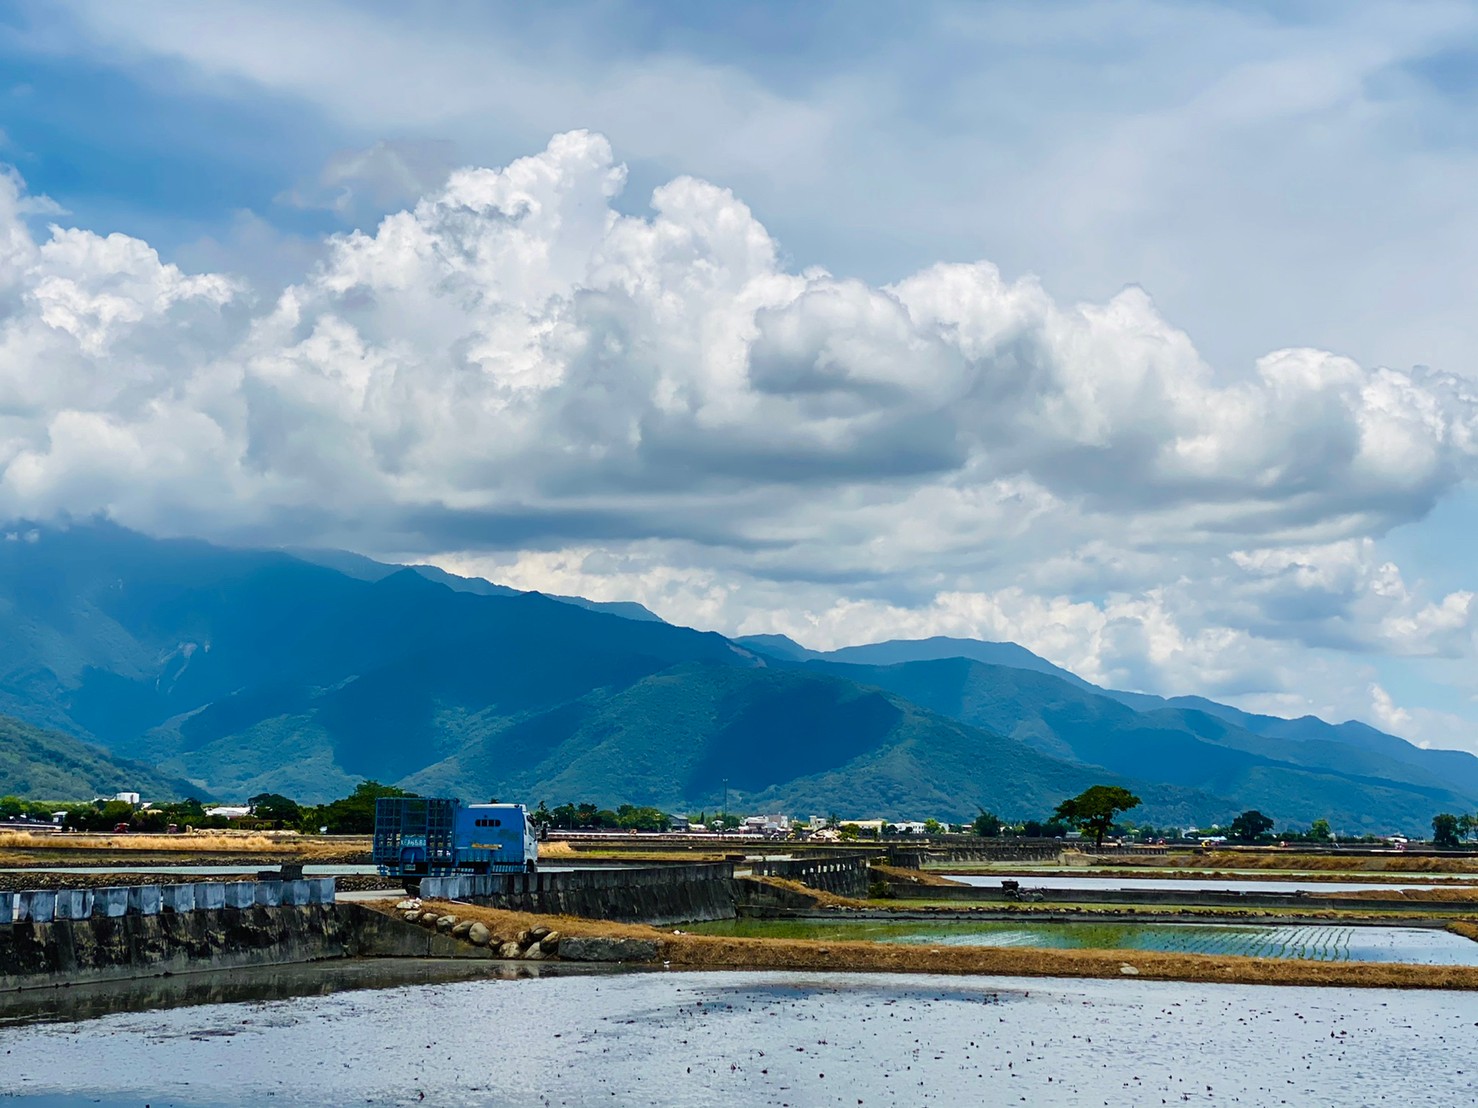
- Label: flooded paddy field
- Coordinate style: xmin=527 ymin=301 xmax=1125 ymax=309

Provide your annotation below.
xmin=691 ymin=918 xmax=1478 ymax=964
xmin=1 ymin=968 xmax=1473 ymax=1106
xmin=940 ymin=873 xmax=1477 ymax=894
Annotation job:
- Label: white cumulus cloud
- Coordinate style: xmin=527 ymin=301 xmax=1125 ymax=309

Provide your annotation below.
xmin=1 ymin=131 xmax=1477 ymax=747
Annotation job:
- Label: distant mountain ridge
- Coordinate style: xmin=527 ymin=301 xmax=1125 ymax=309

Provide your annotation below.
xmin=740 ymin=631 xmax=1475 ymax=798
xmin=291 ymin=548 xmax=665 ymax=623
xmin=0 ymin=521 xmax=1471 ymax=833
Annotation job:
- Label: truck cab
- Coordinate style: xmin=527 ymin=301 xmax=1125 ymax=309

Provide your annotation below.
xmin=458 ymin=803 xmax=539 ymax=874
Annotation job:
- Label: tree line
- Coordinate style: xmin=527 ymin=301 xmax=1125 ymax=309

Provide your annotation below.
xmin=10 ymin=785 xmax=1477 ymax=847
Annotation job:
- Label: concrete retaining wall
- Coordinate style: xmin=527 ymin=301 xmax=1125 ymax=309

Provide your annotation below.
xmin=750 ymin=854 xmax=872 ymax=898
xmin=0 ymin=905 xmax=349 ymax=990
xmin=422 ymin=863 xmax=739 ymax=925
xmin=3 ymin=878 xmax=333 ymax=926
xmin=0 ymin=903 xmax=495 ymax=991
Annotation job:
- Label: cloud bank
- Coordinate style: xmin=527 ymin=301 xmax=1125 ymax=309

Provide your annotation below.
xmin=1 ymin=133 xmax=1474 ymax=745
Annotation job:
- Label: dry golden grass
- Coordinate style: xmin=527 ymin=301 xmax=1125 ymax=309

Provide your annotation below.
xmin=870 ymin=863 xmax=967 ymax=887
xmin=1447 ymin=920 xmax=1478 ymax=943
xmin=1315 ymin=886 xmax=1478 ymax=902
xmin=536 ymin=841 xmax=576 ymax=858
xmin=390 ymin=900 xmax=1478 ymax=991
xmin=0 ymin=832 xmax=46 ymax=849
xmin=0 ymin=830 xmax=366 ymax=858
xmin=746 ymin=875 xmax=870 ymax=908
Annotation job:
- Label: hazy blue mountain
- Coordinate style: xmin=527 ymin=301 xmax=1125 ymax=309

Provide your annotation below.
xmin=806 ymin=656 xmax=1475 ymax=834
xmin=816 ymin=635 xmax=1478 ymax=800
xmin=815 ymin=636 xmax=1097 ymax=690
xmin=0 ymin=522 xmax=1469 ymax=831
xmin=733 ymin=634 xmax=823 ymax=662
xmin=290 ymin=548 xmax=663 ymax=622
xmin=0 ymin=521 xmax=745 ymax=762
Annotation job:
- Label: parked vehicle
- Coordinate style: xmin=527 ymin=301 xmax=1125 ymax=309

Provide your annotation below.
xmin=373 ymin=798 xmax=539 ymax=891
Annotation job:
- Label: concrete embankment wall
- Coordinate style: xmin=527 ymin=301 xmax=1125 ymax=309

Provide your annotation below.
xmin=0 ymin=903 xmax=493 ymax=990
xmin=4 ymin=877 xmax=336 ymax=923
xmin=0 ymin=905 xmax=347 ymax=990
xmin=421 ymin=863 xmax=738 ymax=925
xmin=750 ymin=855 xmax=872 ymax=898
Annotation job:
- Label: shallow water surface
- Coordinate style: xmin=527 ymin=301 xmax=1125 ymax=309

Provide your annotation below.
xmin=1 ymin=970 xmax=1472 ymax=1106
xmin=690 ymin=917 xmax=1478 ymax=963
xmin=940 ymin=872 xmax=1478 ymax=893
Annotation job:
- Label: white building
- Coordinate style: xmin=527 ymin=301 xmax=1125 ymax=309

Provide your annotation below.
xmin=742 ymin=814 xmax=791 ymax=834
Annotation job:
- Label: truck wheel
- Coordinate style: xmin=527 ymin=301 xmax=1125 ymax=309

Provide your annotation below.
xmin=526 ymin=861 xmax=536 ymax=874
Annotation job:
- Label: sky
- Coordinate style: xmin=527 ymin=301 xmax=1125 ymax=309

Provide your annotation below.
xmin=2 ymin=0 xmax=1478 ymax=751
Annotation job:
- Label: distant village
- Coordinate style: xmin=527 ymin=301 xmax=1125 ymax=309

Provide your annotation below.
xmin=0 ymin=790 xmax=1423 ymax=848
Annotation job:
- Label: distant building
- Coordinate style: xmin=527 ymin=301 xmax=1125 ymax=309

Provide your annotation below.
xmin=205 ymin=806 xmax=250 ymax=819
xmin=742 ymin=814 xmax=790 ymax=835
xmin=112 ymin=792 xmax=141 ymax=806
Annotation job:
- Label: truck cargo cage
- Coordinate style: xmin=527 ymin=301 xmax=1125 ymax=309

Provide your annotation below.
xmin=373 ymin=797 xmax=457 ymax=878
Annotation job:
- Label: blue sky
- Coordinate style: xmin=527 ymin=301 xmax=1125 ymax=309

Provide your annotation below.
xmin=2 ymin=0 xmax=1478 ymax=751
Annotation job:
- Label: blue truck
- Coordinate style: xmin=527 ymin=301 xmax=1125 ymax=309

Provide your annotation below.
xmin=373 ymin=797 xmax=539 ymax=889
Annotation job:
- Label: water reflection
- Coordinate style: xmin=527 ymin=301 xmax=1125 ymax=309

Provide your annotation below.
xmin=0 ymin=958 xmax=621 ymax=1028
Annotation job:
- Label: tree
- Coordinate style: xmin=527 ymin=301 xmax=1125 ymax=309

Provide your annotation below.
xmin=1307 ymin=818 xmax=1333 ymax=842
xmin=923 ymin=818 xmax=942 ymax=835
xmin=972 ymin=809 xmax=1002 ymax=837
xmin=1052 ymin=785 xmax=1141 ymax=850
xmin=1433 ymin=812 xmax=1462 ymax=850
xmin=1229 ymin=810 xmax=1275 ymax=842
xmin=248 ymin=792 xmax=301 ymax=824
xmin=1458 ymin=813 xmax=1477 ymax=843
xmin=319 ymin=781 xmax=413 ymax=834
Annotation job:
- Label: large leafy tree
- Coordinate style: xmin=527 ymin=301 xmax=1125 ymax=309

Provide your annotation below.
xmin=1229 ymin=810 xmax=1275 ymax=842
xmin=972 ymin=809 xmax=1002 ymax=837
xmin=248 ymin=792 xmax=301 ymax=824
xmin=1433 ymin=812 xmax=1462 ymax=850
xmin=1052 ymin=785 xmax=1141 ymax=849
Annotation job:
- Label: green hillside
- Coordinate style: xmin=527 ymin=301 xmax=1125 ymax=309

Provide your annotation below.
xmin=0 ymin=713 xmax=200 ymax=802
xmin=396 ymin=664 xmax=1216 ymax=823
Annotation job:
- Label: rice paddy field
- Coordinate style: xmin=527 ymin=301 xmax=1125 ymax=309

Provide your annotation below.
xmin=4 ymin=970 xmax=1475 ymax=1106
xmin=688 ymin=917 xmax=1478 ymax=965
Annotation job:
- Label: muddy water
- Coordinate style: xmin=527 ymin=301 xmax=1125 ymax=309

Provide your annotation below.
xmin=1 ymin=970 xmax=1474 ymax=1106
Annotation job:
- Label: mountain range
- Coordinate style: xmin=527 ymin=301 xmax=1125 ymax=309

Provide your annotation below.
xmin=0 ymin=521 xmax=1472 ymax=834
